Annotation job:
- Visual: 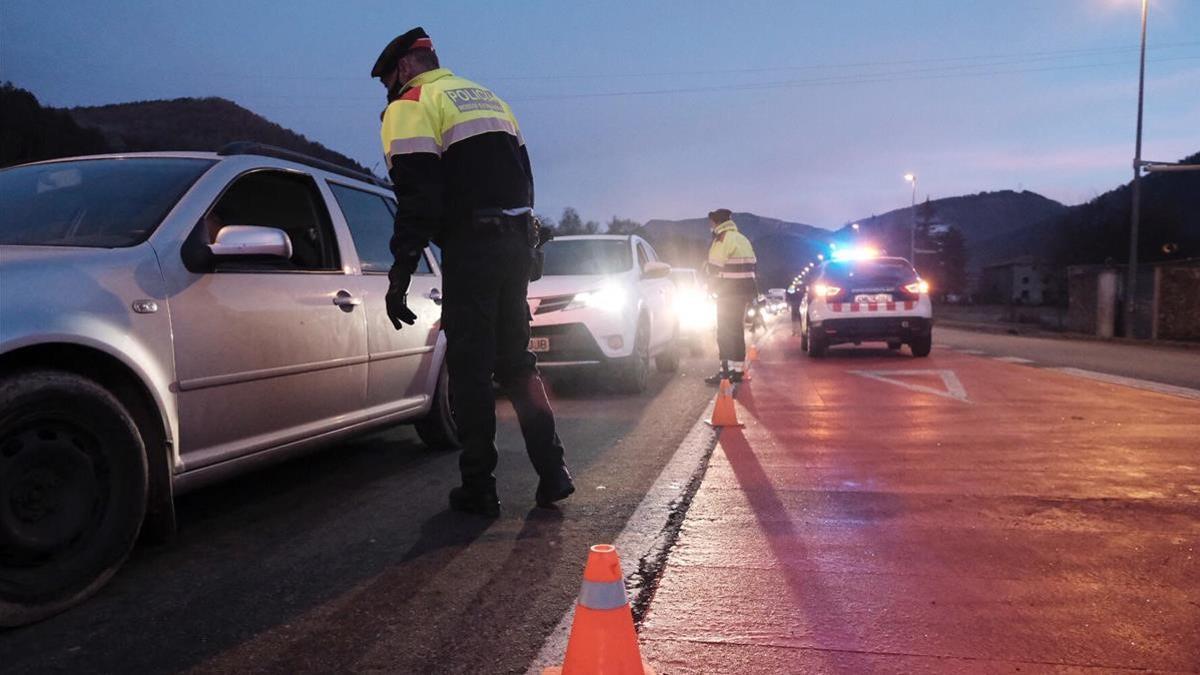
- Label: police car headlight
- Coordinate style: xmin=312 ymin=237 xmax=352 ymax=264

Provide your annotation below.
xmin=567 ymin=284 xmax=627 ymax=311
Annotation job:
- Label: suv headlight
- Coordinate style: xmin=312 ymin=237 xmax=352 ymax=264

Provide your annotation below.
xmin=566 ymin=283 xmax=627 ymax=311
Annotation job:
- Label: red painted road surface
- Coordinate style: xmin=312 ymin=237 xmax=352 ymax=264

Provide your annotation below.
xmin=640 ymin=330 xmax=1200 ymax=673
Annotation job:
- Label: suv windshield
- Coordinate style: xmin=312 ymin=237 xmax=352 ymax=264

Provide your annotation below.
xmin=0 ymin=157 xmax=214 ymax=247
xmin=541 ymin=238 xmax=632 ymax=276
xmin=821 ymin=258 xmax=916 ymax=288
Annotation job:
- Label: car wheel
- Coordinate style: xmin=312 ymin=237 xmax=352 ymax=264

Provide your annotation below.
xmin=414 ymin=360 xmax=461 ymax=451
xmin=613 ymin=320 xmax=650 ymax=393
xmin=806 ymin=325 xmax=826 ymax=358
xmin=910 ymin=333 xmax=933 ymax=358
xmin=655 ymin=330 xmax=680 ymax=373
xmin=0 ymin=371 xmax=148 ymax=628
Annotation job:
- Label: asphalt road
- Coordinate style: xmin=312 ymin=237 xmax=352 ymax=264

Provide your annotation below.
xmin=0 ymin=349 xmax=720 ymax=674
xmin=643 ymin=326 xmax=1200 ymax=672
xmin=934 ymin=326 xmax=1200 ymax=390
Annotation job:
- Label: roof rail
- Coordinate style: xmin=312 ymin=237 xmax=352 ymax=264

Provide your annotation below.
xmin=217 ymin=142 xmax=390 ymax=189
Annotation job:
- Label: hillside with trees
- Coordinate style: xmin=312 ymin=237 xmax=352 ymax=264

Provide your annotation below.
xmin=0 ymin=83 xmax=367 ymax=174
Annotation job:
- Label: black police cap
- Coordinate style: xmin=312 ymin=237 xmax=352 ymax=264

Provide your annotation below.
xmin=371 ymin=27 xmax=433 ymax=78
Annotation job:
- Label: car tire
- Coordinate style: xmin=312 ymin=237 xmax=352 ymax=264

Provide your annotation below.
xmin=613 ymin=320 xmax=650 ymax=393
xmin=0 ymin=370 xmax=148 ymax=628
xmin=806 ymin=325 xmax=826 ymax=358
xmin=909 ymin=334 xmax=932 ymax=358
xmin=414 ymin=360 xmax=461 ymax=451
xmin=655 ymin=331 xmax=680 ymax=373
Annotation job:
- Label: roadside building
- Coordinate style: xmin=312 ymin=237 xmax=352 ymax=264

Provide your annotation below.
xmin=980 ymin=255 xmax=1058 ymax=305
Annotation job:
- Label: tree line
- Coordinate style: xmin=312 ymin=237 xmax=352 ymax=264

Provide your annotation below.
xmin=537 ymin=207 xmax=642 ymax=237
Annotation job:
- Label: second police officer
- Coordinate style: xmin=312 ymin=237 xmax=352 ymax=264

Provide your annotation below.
xmin=704 ymin=208 xmax=758 ymax=384
xmin=372 ymin=27 xmax=574 ymax=517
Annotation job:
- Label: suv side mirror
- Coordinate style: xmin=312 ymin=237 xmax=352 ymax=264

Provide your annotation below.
xmin=642 ymin=260 xmax=671 ymax=280
xmin=208 ymin=225 xmax=293 ymax=259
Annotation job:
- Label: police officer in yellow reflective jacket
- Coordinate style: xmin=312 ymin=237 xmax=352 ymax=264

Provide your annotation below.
xmin=704 ymin=209 xmax=758 ymax=384
xmin=372 ymin=27 xmax=573 ymax=517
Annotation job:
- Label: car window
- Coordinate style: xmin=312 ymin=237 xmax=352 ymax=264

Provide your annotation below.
xmin=330 ymin=183 xmax=431 ymax=275
xmin=540 ymin=239 xmax=632 ymax=276
xmin=821 ymin=259 xmax=917 ymax=287
xmin=0 ymin=158 xmax=213 ymax=247
xmin=206 ymin=170 xmax=340 ymax=271
xmin=636 ymin=242 xmax=650 ymax=270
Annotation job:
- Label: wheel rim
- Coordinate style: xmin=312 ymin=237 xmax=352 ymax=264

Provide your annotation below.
xmin=1 ymin=420 xmax=107 ymax=565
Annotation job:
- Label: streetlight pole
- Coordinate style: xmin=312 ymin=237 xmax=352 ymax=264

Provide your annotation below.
xmin=904 ymin=173 xmax=917 ymax=263
xmin=1125 ymin=0 xmax=1149 ymax=338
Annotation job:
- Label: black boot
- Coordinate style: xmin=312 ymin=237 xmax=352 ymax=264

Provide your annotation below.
xmin=536 ymin=467 xmax=576 ymax=508
xmin=449 ymin=485 xmax=501 ymax=518
xmin=704 ymin=360 xmax=731 ymax=385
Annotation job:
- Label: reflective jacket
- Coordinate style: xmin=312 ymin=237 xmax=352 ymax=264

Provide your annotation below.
xmin=706 ymin=220 xmax=758 ymax=296
xmin=380 ymin=68 xmax=533 ymax=280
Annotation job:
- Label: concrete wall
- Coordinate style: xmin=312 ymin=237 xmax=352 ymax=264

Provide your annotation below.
xmin=1155 ymin=265 xmax=1200 ymax=340
xmin=1068 ymin=261 xmax=1199 ymax=341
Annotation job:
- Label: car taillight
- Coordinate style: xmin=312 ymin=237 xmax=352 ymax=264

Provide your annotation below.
xmin=812 ymin=283 xmax=843 ymax=300
xmin=903 ymin=280 xmax=930 ymax=295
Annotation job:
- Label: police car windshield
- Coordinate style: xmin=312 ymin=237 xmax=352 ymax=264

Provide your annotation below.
xmin=821 ymin=259 xmax=916 ymax=287
xmin=541 ymin=239 xmax=633 ymax=276
xmin=0 ymin=158 xmax=215 ymax=247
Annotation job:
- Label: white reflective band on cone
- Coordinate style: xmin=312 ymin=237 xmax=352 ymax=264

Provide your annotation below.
xmin=578 ymin=579 xmax=628 ymax=610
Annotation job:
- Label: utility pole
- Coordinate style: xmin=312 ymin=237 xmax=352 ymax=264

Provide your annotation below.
xmin=904 ymin=173 xmax=917 ymax=263
xmin=1125 ymin=0 xmax=1149 ymax=338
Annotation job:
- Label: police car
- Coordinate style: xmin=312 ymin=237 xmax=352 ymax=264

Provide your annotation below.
xmin=799 ymin=251 xmax=932 ymax=357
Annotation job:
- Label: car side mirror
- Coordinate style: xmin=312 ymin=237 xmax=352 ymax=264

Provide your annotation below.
xmin=208 ymin=225 xmax=293 ymax=259
xmin=642 ymin=261 xmax=671 ymax=280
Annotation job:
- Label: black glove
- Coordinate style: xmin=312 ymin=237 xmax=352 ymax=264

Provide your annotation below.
xmin=386 ymin=276 xmax=417 ymax=330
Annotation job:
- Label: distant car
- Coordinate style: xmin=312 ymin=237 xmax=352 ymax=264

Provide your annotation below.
xmin=527 ymin=235 xmax=678 ymax=392
xmin=800 ymin=256 xmax=933 ymax=357
xmin=0 ymin=145 xmax=458 ymax=626
xmin=668 ymin=267 xmax=714 ymax=355
xmin=745 ymin=296 xmax=768 ymax=332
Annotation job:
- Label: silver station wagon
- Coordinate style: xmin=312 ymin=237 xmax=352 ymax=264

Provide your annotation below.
xmin=0 ymin=144 xmax=458 ymax=626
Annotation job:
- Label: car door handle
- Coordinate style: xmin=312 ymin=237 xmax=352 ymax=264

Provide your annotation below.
xmin=426 ymin=288 xmax=442 ymax=305
xmin=333 ymin=290 xmax=362 ymax=310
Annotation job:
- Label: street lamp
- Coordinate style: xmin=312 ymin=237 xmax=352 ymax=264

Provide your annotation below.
xmin=904 ymin=173 xmax=917 ymax=263
xmin=1125 ymin=0 xmax=1149 ymax=338
xmin=851 ymin=223 xmax=860 ymax=234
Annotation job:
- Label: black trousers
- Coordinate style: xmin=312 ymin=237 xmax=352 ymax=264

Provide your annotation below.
xmin=716 ymin=293 xmax=752 ymax=363
xmin=440 ymin=230 xmax=566 ymax=491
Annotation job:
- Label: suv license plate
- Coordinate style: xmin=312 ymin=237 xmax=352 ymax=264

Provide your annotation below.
xmin=854 ymin=293 xmax=892 ymax=303
xmin=529 ymin=337 xmax=550 ymax=353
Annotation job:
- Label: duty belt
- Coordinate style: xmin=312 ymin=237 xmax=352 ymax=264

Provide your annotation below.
xmin=472 ymin=207 xmax=532 ymax=234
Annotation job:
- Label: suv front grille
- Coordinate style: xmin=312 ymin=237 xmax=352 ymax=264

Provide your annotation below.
xmin=533 ymin=294 xmax=575 ymax=315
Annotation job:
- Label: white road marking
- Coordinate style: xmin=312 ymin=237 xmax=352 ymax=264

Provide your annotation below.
xmin=527 ymin=397 xmax=720 ymax=673
xmin=956 ymin=349 xmax=986 ymax=355
xmin=849 ymin=369 xmax=970 ymax=402
xmin=993 ymin=356 xmax=1036 ymax=364
xmin=1052 ymin=368 xmax=1200 ymax=401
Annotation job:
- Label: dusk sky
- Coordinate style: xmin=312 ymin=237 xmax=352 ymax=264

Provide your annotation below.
xmin=3 ymin=1 xmax=1197 ymax=228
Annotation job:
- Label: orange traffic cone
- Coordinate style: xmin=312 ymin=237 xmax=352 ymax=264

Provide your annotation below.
xmin=706 ymin=378 xmax=744 ymax=428
xmin=544 ymin=544 xmax=655 ymax=675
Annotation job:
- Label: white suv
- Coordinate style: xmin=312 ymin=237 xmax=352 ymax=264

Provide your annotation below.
xmin=800 ymin=256 xmax=933 ymax=357
xmin=528 ymin=235 xmax=679 ymax=391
